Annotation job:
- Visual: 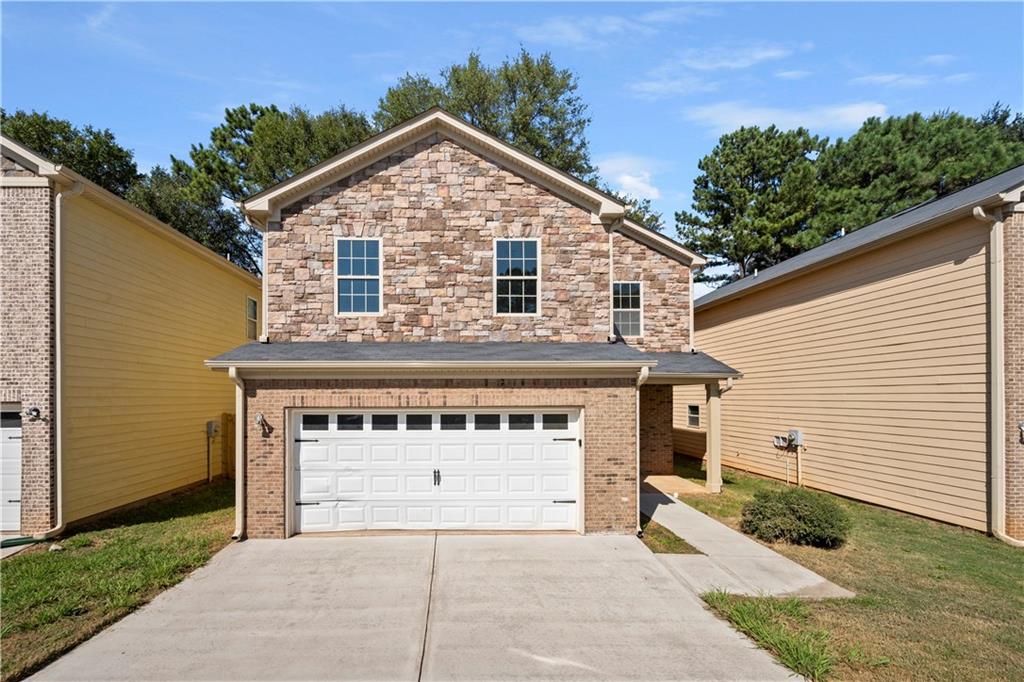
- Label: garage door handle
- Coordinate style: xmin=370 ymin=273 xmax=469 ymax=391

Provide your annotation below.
xmin=294 ymin=438 xmax=319 ymax=443
xmin=7 ymin=499 xmax=19 ymax=503
xmin=295 ymin=502 xmax=319 ymax=506
xmin=552 ymin=499 xmax=576 ymax=504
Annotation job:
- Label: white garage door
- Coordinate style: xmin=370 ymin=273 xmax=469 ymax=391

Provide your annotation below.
xmin=1 ymin=406 xmax=22 ymax=532
xmin=293 ymin=409 xmax=580 ymax=532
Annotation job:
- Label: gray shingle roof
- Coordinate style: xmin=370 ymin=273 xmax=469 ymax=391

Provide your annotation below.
xmin=206 ymin=341 xmax=740 ymax=378
xmin=209 ymin=341 xmax=653 ymax=365
xmin=645 ymin=351 xmax=741 ymax=378
xmin=696 ymin=164 xmax=1024 ymax=311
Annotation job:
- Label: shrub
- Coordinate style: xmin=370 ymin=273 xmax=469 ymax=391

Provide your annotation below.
xmin=740 ymin=487 xmax=851 ymax=548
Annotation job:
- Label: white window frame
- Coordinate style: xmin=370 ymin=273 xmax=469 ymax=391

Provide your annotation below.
xmin=245 ymin=296 xmax=259 ymax=341
xmin=493 ymin=237 xmax=542 ymax=317
xmin=687 ymin=404 xmax=700 ymax=429
xmin=611 ymin=280 xmax=643 ymax=338
xmin=334 ymin=237 xmax=383 ymax=317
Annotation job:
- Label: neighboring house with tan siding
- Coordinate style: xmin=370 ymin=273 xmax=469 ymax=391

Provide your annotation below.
xmin=208 ymin=108 xmax=739 ymax=539
xmin=675 ymin=165 xmax=1024 ymax=544
xmin=1 ymin=136 xmax=261 ymax=536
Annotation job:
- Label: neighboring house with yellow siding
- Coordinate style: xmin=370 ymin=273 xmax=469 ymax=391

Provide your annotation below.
xmin=1 ymin=136 xmax=261 ymax=536
xmin=675 ymin=165 xmax=1024 ymax=545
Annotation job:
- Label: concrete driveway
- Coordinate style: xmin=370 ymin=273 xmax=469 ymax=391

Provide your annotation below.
xmin=31 ymin=535 xmax=791 ymax=681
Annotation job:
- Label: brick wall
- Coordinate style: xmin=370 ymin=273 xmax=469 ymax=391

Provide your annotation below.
xmin=639 ymin=384 xmax=673 ymax=474
xmin=268 ymin=134 xmax=692 ymax=347
xmin=1 ymin=158 xmax=55 ymax=533
xmin=1004 ymin=208 xmax=1023 ymax=539
xmin=243 ymin=378 xmax=638 ymax=538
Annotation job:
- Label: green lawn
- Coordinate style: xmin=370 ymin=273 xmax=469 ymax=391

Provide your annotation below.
xmin=639 ymin=513 xmax=701 ymax=554
xmin=675 ymin=458 xmax=1024 ymax=681
xmin=0 ymin=481 xmax=235 ymax=682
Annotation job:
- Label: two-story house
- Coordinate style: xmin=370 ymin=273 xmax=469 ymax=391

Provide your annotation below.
xmin=208 ymin=109 xmax=739 ymax=538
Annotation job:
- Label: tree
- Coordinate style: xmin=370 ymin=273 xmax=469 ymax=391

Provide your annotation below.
xmin=812 ymin=111 xmax=1024 ymax=240
xmin=676 ymin=126 xmax=824 ymax=282
xmin=0 ymin=109 xmax=141 ymax=196
xmin=980 ymin=101 xmax=1024 ymax=144
xmin=126 ymin=167 xmax=261 ymax=273
xmin=176 ymin=103 xmax=374 ymax=203
xmin=374 ymin=50 xmax=595 ymax=179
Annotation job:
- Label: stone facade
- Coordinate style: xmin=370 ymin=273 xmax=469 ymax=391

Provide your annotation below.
xmin=267 ymin=134 xmax=692 ymax=348
xmin=638 ymin=384 xmax=674 ymax=475
xmin=1004 ymin=207 xmax=1023 ymax=540
xmin=1 ymin=158 xmax=55 ymax=533
xmin=243 ymin=378 xmax=638 ymax=538
xmin=612 ymin=232 xmax=692 ymax=352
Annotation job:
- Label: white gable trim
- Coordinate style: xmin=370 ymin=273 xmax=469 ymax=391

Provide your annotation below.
xmin=617 ymin=219 xmax=706 ymax=267
xmin=240 ymin=108 xmax=625 ymax=228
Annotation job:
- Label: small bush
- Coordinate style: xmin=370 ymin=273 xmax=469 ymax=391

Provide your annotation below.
xmin=740 ymin=487 xmax=851 ymax=548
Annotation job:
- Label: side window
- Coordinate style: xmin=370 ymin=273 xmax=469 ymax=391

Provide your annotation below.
xmin=246 ymin=297 xmax=259 ymax=341
xmin=687 ymin=405 xmax=700 ymax=429
xmin=336 ymin=238 xmax=381 ymax=315
xmin=495 ymin=239 xmax=539 ymax=315
xmin=612 ymin=282 xmax=642 ymax=338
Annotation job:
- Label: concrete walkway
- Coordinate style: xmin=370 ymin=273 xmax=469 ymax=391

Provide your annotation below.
xmin=30 ymin=534 xmax=793 ymax=681
xmin=641 ymin=492 xmax=854 ymax=599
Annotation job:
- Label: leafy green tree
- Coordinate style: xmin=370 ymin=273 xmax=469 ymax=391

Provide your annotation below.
xmin=373 ymin=74 xmax=445 ymax=130
xmin=374 ymin=49 xmax=595 ymax=179
xmin=126 ymin=167 xmax=261 ymax=273
xmin=176 ymin=103 xmax=373 ymax=203
xmin=811 ymin=111 xmax=1024 ymax=240
xmin=980 ymin=101 xmax=1024 ymax=144
xmin=676 ymin=126 xmax=824 ymax=282
xmin=0 ymin=109 xmax=141 ymax=196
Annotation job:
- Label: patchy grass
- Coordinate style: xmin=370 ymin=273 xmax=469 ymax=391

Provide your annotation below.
xmin=676 ymin=457 xmax=1024 ymax=681
xmin=639 ymin=514 xmax=702 ymax=554
xmin=0 ymin=481 xmax=234 ymax=682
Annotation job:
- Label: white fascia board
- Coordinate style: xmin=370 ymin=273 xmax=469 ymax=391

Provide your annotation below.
xmin=207 ymin=360 xmax=656 ymax=371
xmin=618 ymin=219 xmax=706 ymax=267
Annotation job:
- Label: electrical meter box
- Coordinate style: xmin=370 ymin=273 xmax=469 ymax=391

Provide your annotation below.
xmin=788 ymin=429 xmax=803 ymax=447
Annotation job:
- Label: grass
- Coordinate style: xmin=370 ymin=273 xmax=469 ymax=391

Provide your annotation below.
xmin=675 ymin=457 xmax=1024 ymax=681
xmin=639 ymin=513 xmax=702 ymax=554
xmin=0 ymin=481 xmax=234 ymax=682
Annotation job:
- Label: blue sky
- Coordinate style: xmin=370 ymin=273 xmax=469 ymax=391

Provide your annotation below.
xmin=3 ymin=2 xmax=1022 ymax=292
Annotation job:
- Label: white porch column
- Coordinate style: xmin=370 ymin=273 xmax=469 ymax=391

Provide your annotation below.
xmin=705 ymin=381 xmax=723 ymax=493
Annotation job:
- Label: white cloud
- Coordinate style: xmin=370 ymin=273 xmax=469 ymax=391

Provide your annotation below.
xmin=597 ymin=155 xmax=667 ymax=200
xmin=677 ymin=44 xmax=796 ymax=71
xmin=85 ymin=3 xmax=115 ymax=31
xmin=628 ymin=73 xmax=719 ymax=99
xmin=850 ymin=73 xmax=935 ymax=88
xmin=517 ymin=6 xmax=716 ymax=47
xmin=919 ymin=53 xmax=956 ymax=66
xmin=944 ymin=72 xmax=974 ymax=84
xmin=683 ymin=100 xmax=887 ymax=135
xmin=775 ymin=69 xmax=811 ymax=80
xmin=516 ymin=16 xmax=651 ymax=47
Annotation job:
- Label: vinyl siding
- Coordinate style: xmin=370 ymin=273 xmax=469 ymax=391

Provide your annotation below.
xmin=60 ymin=197 xmax=259 ymax=523
xmin=675 ymin=216 xmax=990 ymax=531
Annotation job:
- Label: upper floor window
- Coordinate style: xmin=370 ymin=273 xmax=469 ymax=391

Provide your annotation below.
xmin=495 ymin=239 xmax=539 ymax=315
xmin=612 ymin=282 xmax=642 ymax=337
xmin=246 ymin=297 xmax=259 ymax=341
xmin=336 ymin=238 xmax=381 ymax=315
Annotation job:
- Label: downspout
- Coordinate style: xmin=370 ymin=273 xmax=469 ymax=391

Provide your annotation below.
xmin=228 ymin=367 xmax=246 ymax=540
xmin=32 ymin=179 xmax=84 ymax=541
xmin=635 ymin=366 xmax=649 ymax=535
xmin=608 ymin=227 xmax=616 ymax=341
xmin=688 ymin=268 xmax=696 ymax=351
xmin=973 ymin=205 xmax=1024 ymax=547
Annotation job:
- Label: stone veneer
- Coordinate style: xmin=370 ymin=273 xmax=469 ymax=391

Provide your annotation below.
xmin=243 ymin=378 xmax=638 ymax=538
xmin=1004 ymin=207 xmax=1023 ymax=540
xmin=1 ymin=155 xmax=55 ymax=533
xmin=268 ymin=134 xmax=692 ymax=350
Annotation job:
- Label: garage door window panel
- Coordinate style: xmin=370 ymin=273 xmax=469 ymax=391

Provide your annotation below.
xmin=371 ymin=414 xmax=398 ymax=430
xmin=406 ymin=414 xmax=433 ymax=431
xmin=337 ymin=414 xmax=364 ymax=431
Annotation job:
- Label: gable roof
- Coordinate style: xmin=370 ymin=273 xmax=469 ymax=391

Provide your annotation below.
xmin=696 ymin=164 xmax=1024 ymax=311
xmin=0 ymin=135 xmax=260 ymax=287
xmin=618 ymin=218 xmax=706 ymax=267
xmin=240 ymin=107 xmax=625 ymax=228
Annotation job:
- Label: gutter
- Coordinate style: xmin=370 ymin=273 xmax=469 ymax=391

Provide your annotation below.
xmin=205 ymin=360 xmax=657 ymax=371
xmin=228 ymin=368 xmax=246 ymax=540
xmin=33 ymin=180 xmax=84 ymax=541
xmin=973 ymin=205 xmax=1024 ymax=547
